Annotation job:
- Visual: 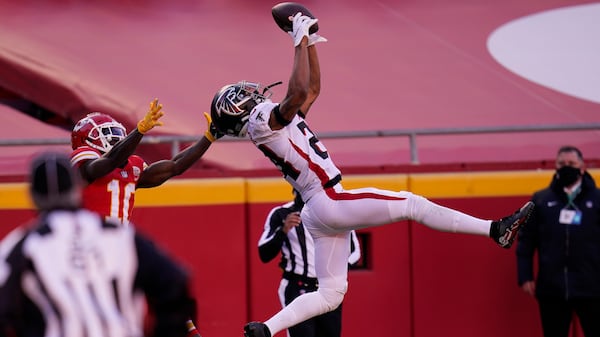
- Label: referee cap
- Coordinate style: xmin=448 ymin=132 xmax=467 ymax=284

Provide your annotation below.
xmin=29 ymin=151 xmax=82 ymax=211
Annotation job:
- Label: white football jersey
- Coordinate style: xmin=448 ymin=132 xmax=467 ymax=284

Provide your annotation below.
xmin=248 ymin=101 xmax=341 ymax=202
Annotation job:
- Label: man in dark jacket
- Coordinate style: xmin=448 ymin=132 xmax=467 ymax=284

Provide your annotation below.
xmin=517 ymin=145 xmax=600 ymax=337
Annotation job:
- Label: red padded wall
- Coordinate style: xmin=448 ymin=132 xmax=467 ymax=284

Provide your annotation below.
xmin=0 ymin=210 xmax=36 ymax=237
xmin=131 ymin=205 xmax=248 ymax=337
xmin=246 ymin=202 xmax=284 ymax=321
xmin=410 ymin=197 xmax=542 ymax=337
xmin=3 ymin=169 xmax=592 ymax=337
xmin=246 ymin=205 xmax=413 ymax=337
xmin=341 ymin=224 xmax=412 ymax=337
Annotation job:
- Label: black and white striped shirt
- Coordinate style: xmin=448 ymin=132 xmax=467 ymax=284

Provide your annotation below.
xmin=0 ymin=209 xmax=195 ymax=337
xmin=258 ymin=201 xmax=361 ymax=279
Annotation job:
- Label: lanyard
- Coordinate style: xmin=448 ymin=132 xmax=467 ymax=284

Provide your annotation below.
xmin=564 ymin=185 xmax=581 ymax=211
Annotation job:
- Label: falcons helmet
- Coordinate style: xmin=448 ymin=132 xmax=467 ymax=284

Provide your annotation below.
xmin=71 ymin=112 xmax=127 ymax=153
xmin=210 ymin=81 xmax=280 ymax=138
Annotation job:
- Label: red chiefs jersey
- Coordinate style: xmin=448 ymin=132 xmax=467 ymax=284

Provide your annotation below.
xmin=71 ymin=146 xmax=146 ymax=225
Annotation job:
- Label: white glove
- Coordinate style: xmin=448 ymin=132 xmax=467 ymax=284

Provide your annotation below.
xmin=308 ymin=33 xmax=327 ymax=46
xmin=288 ymin=12 xmax=318 ymax=47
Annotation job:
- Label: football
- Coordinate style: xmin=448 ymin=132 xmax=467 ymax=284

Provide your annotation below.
xmin=271 ymin=2 xmax=319 ymax=34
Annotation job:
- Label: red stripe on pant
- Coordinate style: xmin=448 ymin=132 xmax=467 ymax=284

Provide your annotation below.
xmin=325 ymin=188 xmax=406 ymax=201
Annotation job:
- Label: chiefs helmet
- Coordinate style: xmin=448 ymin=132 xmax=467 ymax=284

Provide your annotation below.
xmin=71 ymin=112 xmax=127 ymax=153
xmin=210 ymin=81 xmax=280 ymax=138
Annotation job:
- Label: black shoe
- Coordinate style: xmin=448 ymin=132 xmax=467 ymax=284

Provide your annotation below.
xmin=244 ymin=322 xmax=271 ymax=337
xmin=490 ymin=201 xmax=534 ymax=248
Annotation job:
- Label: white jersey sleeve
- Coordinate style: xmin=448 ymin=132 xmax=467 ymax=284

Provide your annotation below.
xmin=248 ymin=101 xmax=342 ymax=201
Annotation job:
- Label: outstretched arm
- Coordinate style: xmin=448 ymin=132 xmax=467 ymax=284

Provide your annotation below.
xmin=78 ymin=99 xmax=164 ymax=183
xmin=136 ymin=112 xmax=222 ymax=188
xmin=269 ymin=13 xmax=318 ymax=130
xmin=136 ymin=138 xmax=212 ymax=188
xmin=298 ymin=43 xmax=322 ymax=118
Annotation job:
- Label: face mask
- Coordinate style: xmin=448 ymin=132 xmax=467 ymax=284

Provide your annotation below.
xmin=556 ymin=166 xmax=582 ymax=187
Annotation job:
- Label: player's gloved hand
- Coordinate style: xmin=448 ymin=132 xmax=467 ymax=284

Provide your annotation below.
xmin=137 ymin=98 xmax=165 ymax=134
xmin=307 ymin=33 xmax=327 ymax=46
xmin=203 ymin=112 xmax=224 ymax=142
xmin=288 ymin=12 xmax=318 ymax=47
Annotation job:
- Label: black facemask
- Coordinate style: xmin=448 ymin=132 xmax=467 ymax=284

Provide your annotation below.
xmin=556 ymin=166 xmax=582 ymax=187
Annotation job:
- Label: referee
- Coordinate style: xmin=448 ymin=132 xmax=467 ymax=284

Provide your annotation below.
xmin=258 ymin=190 xmax=361 ymax=337
xmin=0 ymin=152 xmax=196 ymax=337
